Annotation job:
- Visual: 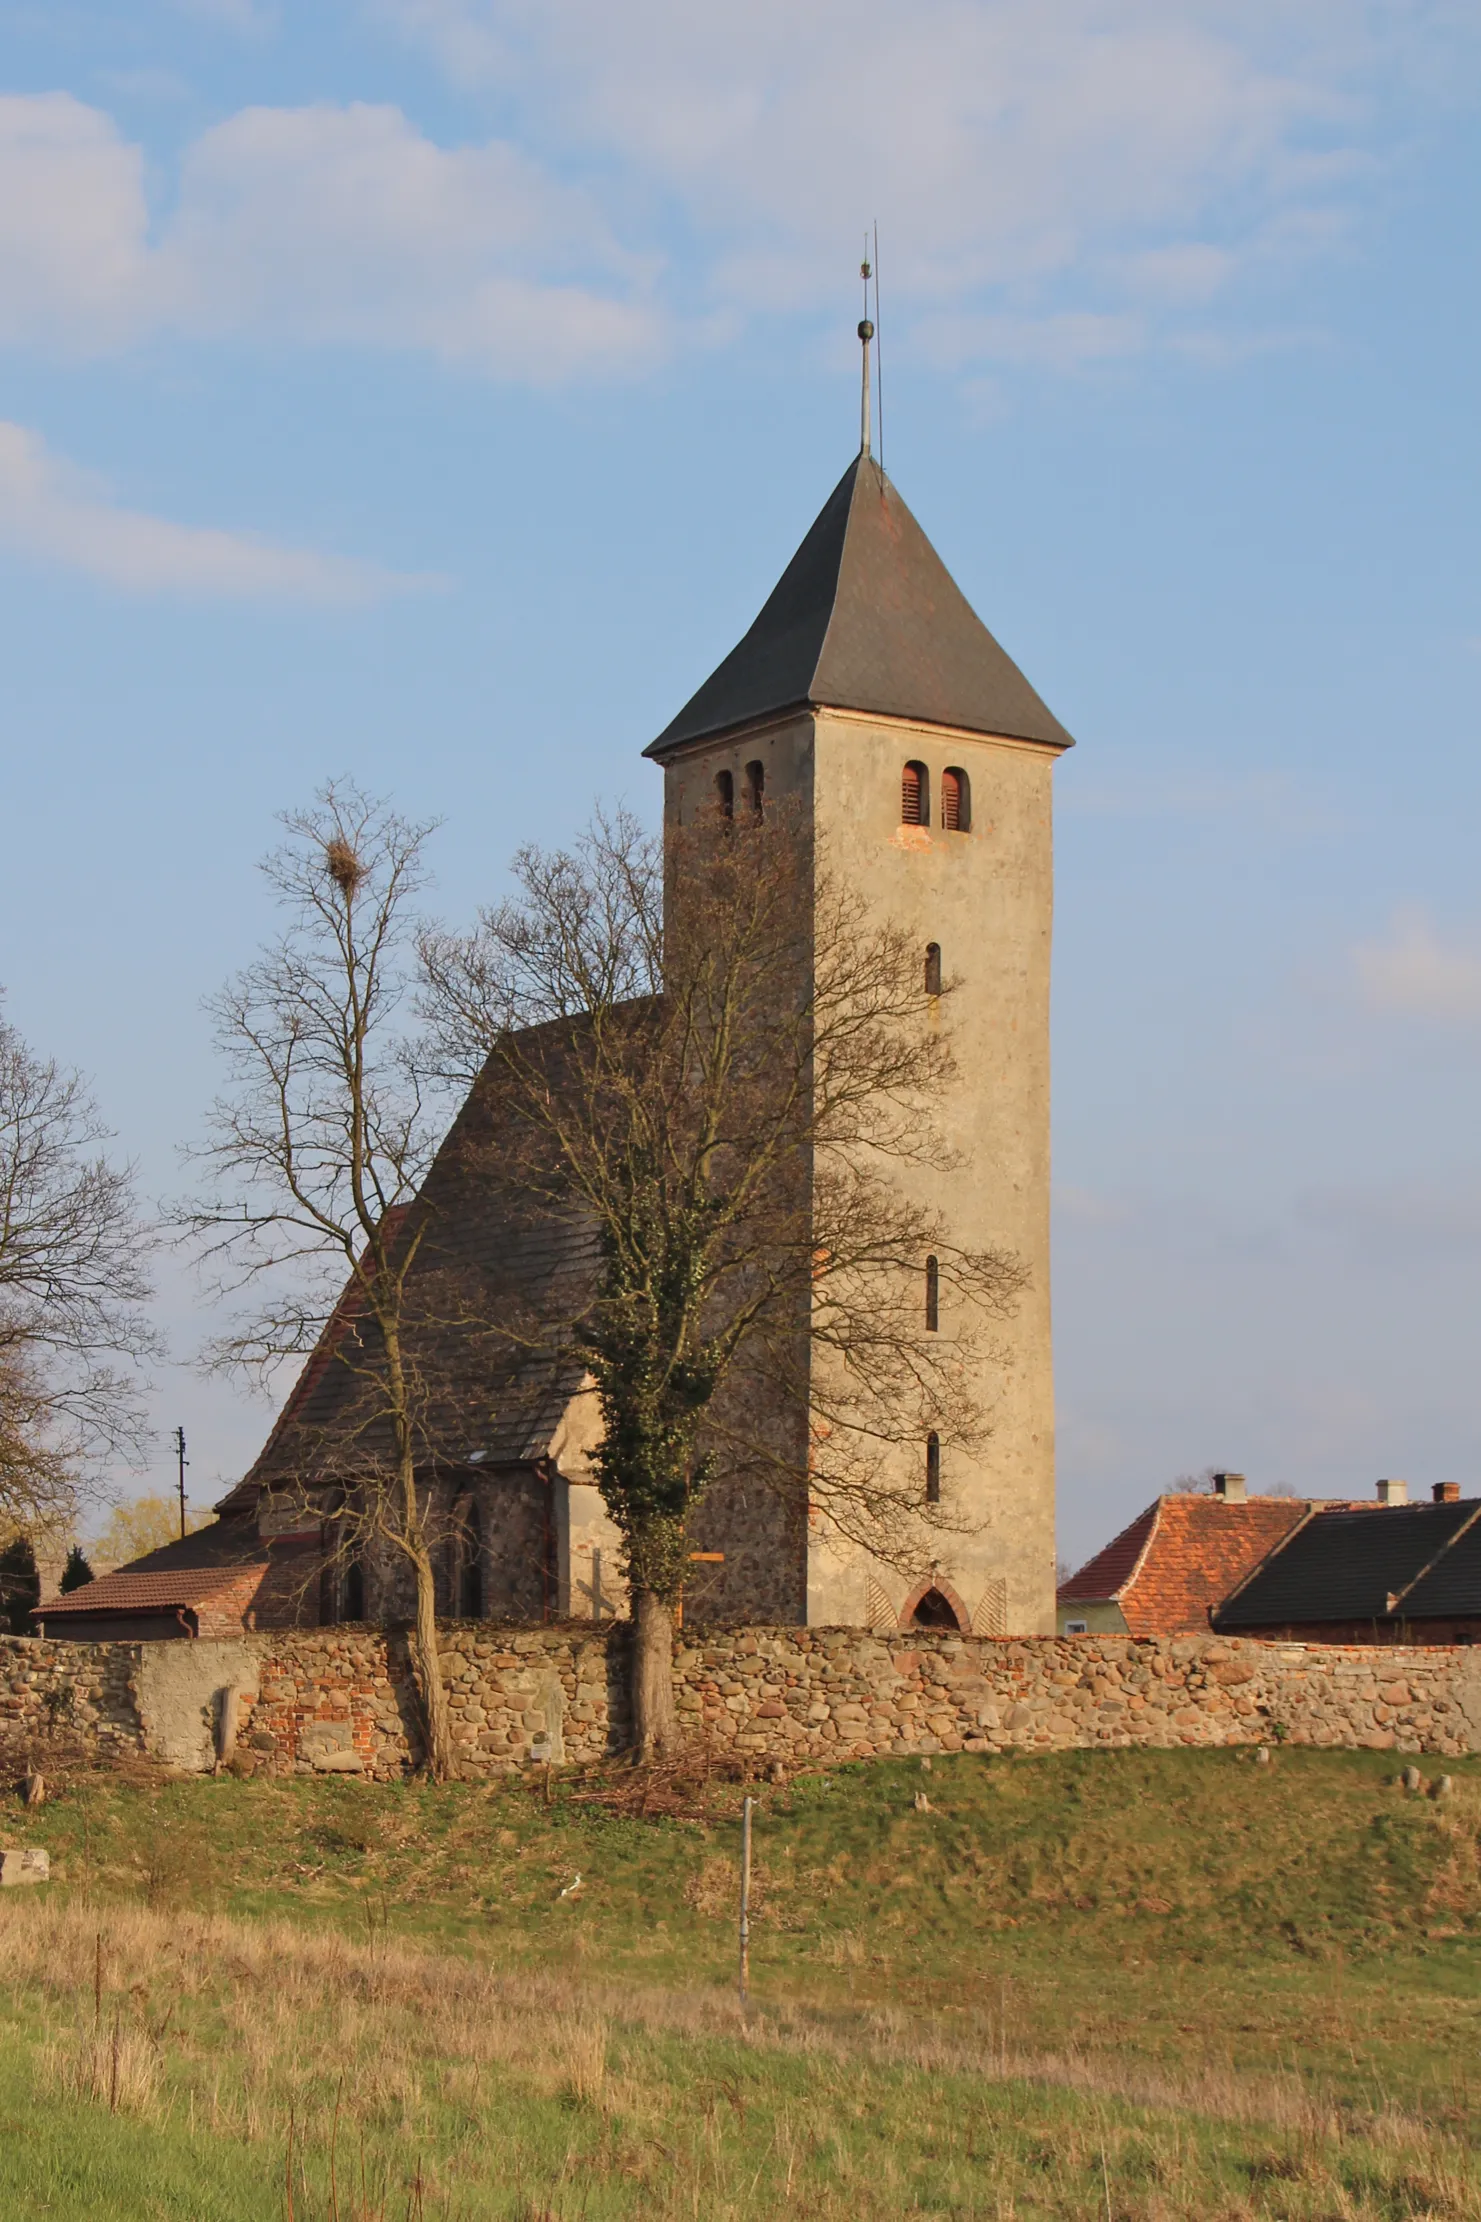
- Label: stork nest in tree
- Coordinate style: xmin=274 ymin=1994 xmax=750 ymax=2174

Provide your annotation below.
xmin=324 ymin=836 xmax=367 ymax=897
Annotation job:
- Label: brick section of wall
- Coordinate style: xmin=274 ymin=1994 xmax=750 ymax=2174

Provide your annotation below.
xmin=4 ymin=1627 xmax=1481 ymax=1778
xmin=0 ymin=1637 xmax=145 ymax=1761
xmin=236 ymin=1626 xmax=630 ymax=1777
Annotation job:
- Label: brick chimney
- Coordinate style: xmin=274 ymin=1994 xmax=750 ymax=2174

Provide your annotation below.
xmin=1433 ymin=1482 xmax=1461 ymax=1504
xmin=1212 ymin=1472 xmax=1247 ymax=1503
xmin=1376 ymin=1478 xmax=1407 ymax=1506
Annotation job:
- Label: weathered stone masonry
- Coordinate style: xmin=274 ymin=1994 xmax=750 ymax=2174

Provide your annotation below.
xmin=5 ymin=1627 xmax=1481 ymax=1777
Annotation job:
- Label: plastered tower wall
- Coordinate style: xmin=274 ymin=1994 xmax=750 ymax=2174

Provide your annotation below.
xmin=809 ymin=708 xmax=1058 ymax=1636
xmin=662 ymin=705 xmax=1058 ymax=1636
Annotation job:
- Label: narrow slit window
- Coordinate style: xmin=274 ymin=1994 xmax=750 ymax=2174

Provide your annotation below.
xmin=901 ymin=760 xmax=929 ymax=825
xmin=458 ymin=1501 xmax=484 ymax=1619
xmin=941 ymin=767 xmax=970 ymax=832
xmin=715 ymin=768 xmax=734 ymax=819
xmin=925 ymin=1254 xmax=939 ymax=1332
xmin=926 ymin=1432 xmax=941 ymax=1504
xmin=343 ymin=1558 xmax=366 ymax=1623
xmin=924 ymin=942 xmax=942 ymax=997
xmin=744 ymin=760 xmax=765 ymax=816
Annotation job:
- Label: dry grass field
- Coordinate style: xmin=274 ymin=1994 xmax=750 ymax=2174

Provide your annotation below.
xmin=0 ymin=1744 xmax=1479 ymax=2217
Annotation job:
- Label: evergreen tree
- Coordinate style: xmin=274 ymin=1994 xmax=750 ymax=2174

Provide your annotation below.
xmin=58 ymin=1544 xmax=93 ymax=1593
xmin=0 ymin=1537 xmax=40 ymax=1634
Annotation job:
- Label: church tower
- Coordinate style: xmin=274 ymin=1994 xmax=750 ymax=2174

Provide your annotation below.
xmin=645 ymin=341 xmax=1073 ymax=1638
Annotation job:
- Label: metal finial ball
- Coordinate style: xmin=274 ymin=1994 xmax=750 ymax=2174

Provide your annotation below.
xmin=858 ymin=319 xmax=875 ymax=342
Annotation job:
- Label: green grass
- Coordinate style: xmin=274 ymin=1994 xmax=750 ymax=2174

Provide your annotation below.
xmin=1 ymin=1744 xmax=1479 ymax=2216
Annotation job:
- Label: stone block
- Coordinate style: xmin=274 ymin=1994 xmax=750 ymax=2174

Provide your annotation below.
xmin=0 ymin=1849 xmax=48 ymax=1886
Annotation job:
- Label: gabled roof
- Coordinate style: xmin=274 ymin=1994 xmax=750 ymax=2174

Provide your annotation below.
xmin=1059 ymin=1495 xmax=1311 ymax=1637
xmin=1057 ymin=1502 xmax=1159 ymax=1608
xmin=36 ymin=1517 xmax=267 ymax=1620
xmin=1216 ymin=1498 xmax=1481 ymax=1630
xmin=240 ymin=1020 xmax=603 ymax=1496
xmin=646 ymin=455 xmax=1073 ymax=759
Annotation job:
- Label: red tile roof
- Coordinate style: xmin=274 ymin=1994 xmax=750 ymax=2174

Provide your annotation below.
xmin=1058 ymin=1502 xmax=1159 ymax=1608
xmin=1059 ymin=1496 xmax=1312 ymax=1636
xmin=36 ymin=1519 xmax=270 ymax=1620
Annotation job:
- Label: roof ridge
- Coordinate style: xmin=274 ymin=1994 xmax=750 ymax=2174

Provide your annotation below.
xmin=1386 ymin=1499 xmax=1481 ymax=1614
xmin=1118 ymin=1494 xmax=1165 ymax=1600
xmin=1212 ymin=1500 xmax=1321 ymax=1619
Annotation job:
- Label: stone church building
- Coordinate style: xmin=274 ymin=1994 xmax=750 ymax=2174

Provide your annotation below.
xmin=42 ymin=387 xmax=1074 ymax=1648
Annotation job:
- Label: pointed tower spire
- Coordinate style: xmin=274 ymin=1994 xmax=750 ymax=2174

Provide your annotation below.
xmin=858 ymin=253 xmax=874 ymax=458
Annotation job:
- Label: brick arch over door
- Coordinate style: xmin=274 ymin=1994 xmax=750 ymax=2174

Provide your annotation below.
xmin=898 ymin=1576 xmax=971 ymax=1633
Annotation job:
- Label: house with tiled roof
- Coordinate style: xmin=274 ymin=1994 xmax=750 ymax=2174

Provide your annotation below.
xmin=1056 ymin=1475 xmax=1313 ymax=1636
xmin=34 ymin=1517 xmax=292 ymax=1643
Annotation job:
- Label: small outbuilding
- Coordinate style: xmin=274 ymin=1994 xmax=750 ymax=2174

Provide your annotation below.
xmin=32 ymin=1514 xmax=312 ymax=1642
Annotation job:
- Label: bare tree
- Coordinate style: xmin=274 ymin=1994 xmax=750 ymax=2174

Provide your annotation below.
xmin=175 ymin=783 xmax=463 ymax=1779
xmin=421 ymin=806 xmax=1025 ymax=1758
xmin=0 ymin=999 xmax=157 ymax=1539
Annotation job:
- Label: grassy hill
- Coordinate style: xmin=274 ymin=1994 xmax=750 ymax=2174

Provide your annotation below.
xmin=1 ymin=1744 xmax=1479 ymax=2218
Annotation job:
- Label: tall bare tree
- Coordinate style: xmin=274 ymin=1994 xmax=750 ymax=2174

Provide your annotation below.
xmin=421 ymin=806 xmax=1025 ymax=1757
xmin=177 ymin=784 xmax=462 ymax=1778
xmin=0 ymin=999 xmax=157 ymax=1539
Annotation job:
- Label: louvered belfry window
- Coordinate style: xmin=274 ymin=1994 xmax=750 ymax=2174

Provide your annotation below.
xmin=901 ymin=761 xmax=928 ymax=825
xmin=941 ymin=767 xmax=969 ymax=832
xmin=925 ymin=1254 xmax=939 ymax=1332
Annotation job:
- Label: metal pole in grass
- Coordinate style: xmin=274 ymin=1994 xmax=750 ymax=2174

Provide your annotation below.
xmin=739 ymin=1795 xmax=754 ymax=2006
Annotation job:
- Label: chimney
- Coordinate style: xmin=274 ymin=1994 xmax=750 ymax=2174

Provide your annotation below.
xmin=1212 ymin=1472 xmax=1247 ymax=1504
xmin=1433 ymin=1482 xmax=1461 ymax=1504
xmin=1376 ymin=1478 xmax=1407 ymax=1507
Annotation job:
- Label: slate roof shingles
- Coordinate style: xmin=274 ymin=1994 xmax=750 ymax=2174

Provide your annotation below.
xmin=646 ymin=456 xmax=1074 ymax=759
xmin=1216 ymin=1499 xmax=1481 ymax=1630
xmin=243 ymin=1025 xmax=603 ymax=1494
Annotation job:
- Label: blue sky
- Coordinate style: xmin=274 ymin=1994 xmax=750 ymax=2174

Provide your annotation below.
xmin=2 ymin=1 xmax=1480 ymax=1562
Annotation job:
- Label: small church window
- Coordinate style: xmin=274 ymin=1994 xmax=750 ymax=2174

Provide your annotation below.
xmin=926 ymin=1431 xmax=941 ymax=1503
xmin=924 ymin=942 xmax=942 ymax=997
xmin=941 ymin=767 xmax=970 ymax=832
xmin=715 ymin=769 xmax=734 ymax=819
xmin=343 ymin=1558 xmax=366 ymax=1623
xmin=744 ymin=760 xmax=765 ymax=817
xmin=925 ymin=1254 xmax=939 ymax=1332
xmin=902 ymin=761 xmax=929 ymax=825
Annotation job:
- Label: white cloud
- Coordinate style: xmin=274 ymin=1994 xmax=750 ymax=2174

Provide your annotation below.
xmin=0 ymin=421 xmax=433 ymax=603
xmin=2 ymin=4 xmax=1478 ymax=384
xmin=0 ymin=95 xmax=152 ymax=351
xmin=373 ymin=0 xmax=1469 ymax=355
xmin=0 ymin=94 xmax=663 ymax=381
xmin=1355 ymin=909 xmax=1481 ymax=1023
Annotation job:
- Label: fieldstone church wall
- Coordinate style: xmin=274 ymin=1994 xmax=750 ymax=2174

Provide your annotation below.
xmin=5 ymin=1628 xmax=1481 ymax=1777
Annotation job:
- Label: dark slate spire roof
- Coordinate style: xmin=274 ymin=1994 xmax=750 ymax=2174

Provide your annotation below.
xmin=646 ymin=454 xmax=1073 ymax=759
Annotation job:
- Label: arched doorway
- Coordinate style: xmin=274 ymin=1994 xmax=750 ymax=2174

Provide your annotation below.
xmin=899 ymin=1579 xmax=969 ymax=1632
xmin=910 ymin=1587 xmax=959 ymax=1629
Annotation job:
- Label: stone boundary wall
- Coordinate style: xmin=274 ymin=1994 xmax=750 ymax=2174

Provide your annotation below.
xmin=4 ymin=1627 xmax=1481 ymax=1778
xmin=0 ymin=1637 xmax=145 ymax=1763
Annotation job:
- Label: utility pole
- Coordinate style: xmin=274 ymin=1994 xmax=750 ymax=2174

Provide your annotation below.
xmin=738 ymin=1795 xmax=753 ymax=2008
xmin=174 ymin=1427 xmax=189 ymax=1540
